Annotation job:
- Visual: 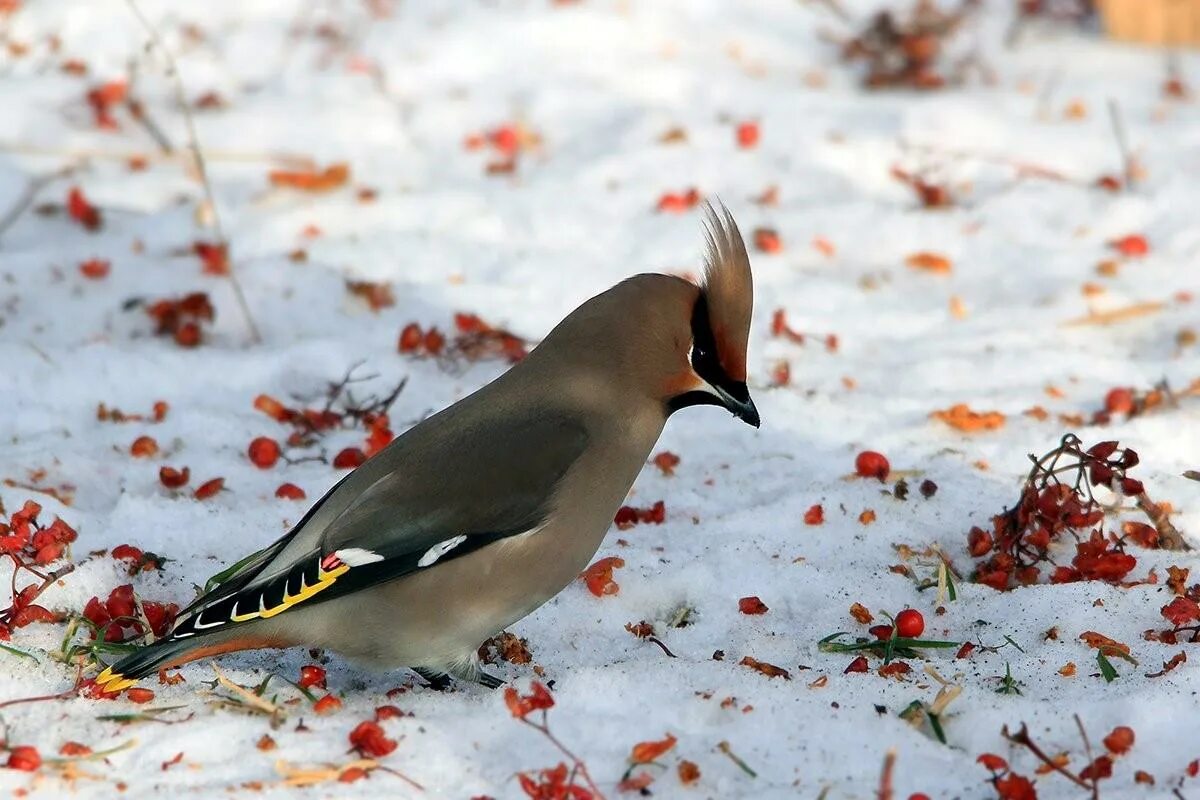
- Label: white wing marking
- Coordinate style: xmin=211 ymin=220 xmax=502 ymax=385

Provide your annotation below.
xmin=418 ymin=535 xmax=468 ymax=568
xmin=334 ymin=548 xmax=385 ymax=567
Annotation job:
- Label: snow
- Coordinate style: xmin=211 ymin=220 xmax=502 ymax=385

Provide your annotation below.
xmin=0 ymin=0 xmax=1198 ymax=797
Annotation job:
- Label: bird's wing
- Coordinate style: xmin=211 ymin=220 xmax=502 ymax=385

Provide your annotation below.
xmin=165 ymin=407 xmax=589 ymax=640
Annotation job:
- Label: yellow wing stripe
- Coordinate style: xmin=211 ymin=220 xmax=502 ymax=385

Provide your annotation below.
xmin=224 ymin=561 xmax=349 ymax=624
xmin=259 ymin=563 xmax=348 ymax=619
xmin=91 ymin=561 xmax=351 ymax=694
xmin=95 ymin=666 xmax=138 ymax=693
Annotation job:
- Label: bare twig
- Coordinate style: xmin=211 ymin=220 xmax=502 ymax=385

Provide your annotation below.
xmin=0 ymin=165 xmax=79 ymax=245
xmin=209 ymin=664 xmax=283 ymax=717
xmin=716 ymin=740 xmax=757 ymax=778
xmin=520 ymin=713 xmax=606 ymax=799
xmin=124 ymin=0 xmax=261 ymax=345
xmin=0 ymin=685 xmax=79 ymax=711
xmin=1062 ymin=302 xmax=1165 ymax=327
xmin=647 ymin=636 xmax=677 ymax=658
xmin=807 ymin=0 xmax=853 ymax=23
xmin=0 ymin=663 xmax=85 ymax=710
xmin=1136 ymin=493 xmax=1188 ymax=551
xmin=1036 ymin=68 xmax=1063 ymax=120
xmin=877 ymin=748 xmax=895 ymax=800
xmin=1074 ymin=714 xmax=1101 ymax=800
xmin=0 ymin=558 xmax=75 ymax=628
xmin=1107 ymin=99 xmax=1136 ymax=190
xmin=901 ymin=140 xmax=1073 ymax=183
xmin=1003 ymin=723 xmax=1092 ymax=791
xmin=125 ymin=58 xmax=174 ymax=154
xmin=0 ymin=142 xmax=314 ymax=167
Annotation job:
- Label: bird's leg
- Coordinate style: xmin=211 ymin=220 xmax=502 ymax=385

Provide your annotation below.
xmin=449 ymin=653 xmax=506 ymax=689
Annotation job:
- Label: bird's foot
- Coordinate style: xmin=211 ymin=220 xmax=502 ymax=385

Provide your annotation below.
xmin=413 ymin=667 xmax=454 ymax=692
xmin=473 ymin=669 xmax=504 ymax=690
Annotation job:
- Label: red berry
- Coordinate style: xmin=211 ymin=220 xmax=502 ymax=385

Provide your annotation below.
xmin=158 ymin=465 xmax=190 ymax=488
xmin=130 ymin=435 xmax=159 ymax=458
xmin=398 ymin=323 xmax=422 ymax=353
xmin=489 ymin=125 xmax=519 ymax=155
xmin=1104 ymin=387 xmax=1135 ymax=415
xmin=174 ymin=321 xmax=202 ymax=348
xmin=248 ymin=436 xmax=281 ymax=469
xmin=423 ymin=328 xmax=445 ymax=355
xmin=313 ymin=694 xmax=342 ymax=714
xmin=349 ymin=719 xmax=397 ymax=757
xmin=854 ymin=451 xmax=890 ymax=481
xmin=79 ymin=258 xmax=111 ymax=279
xmin=908 ymin=794 xmax=931 ymax=800
xmin=333 ymin=447 xmax=366 ymax=470
xmin=126 ymin=687 xmax=155 ymax=703
xmin=895 ymin=609 xmax=925 ymax=638
xmin=105 ymin=584 xmax=136 ymax=619
xmin=6 ymin=745 xmax=41 ymax=772
xmin=298 ymin=664 xmax=327 ymax=690
xmin=111 ymin=544 xmax=144 ymax=562
xmin=753 ymin=228 xmax=782 ymax=254
xmin=736 ymin=121 xmax=759 ymax=149
xmin=1110 ymin=234 xmax=1148 ymax=257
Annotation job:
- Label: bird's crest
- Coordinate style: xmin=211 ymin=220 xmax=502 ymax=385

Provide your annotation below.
xmin=700 ymin=201 xmax=754 ymax=382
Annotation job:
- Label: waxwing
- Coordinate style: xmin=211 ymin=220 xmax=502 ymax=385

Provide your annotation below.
xmin=98 ymin=202 xmax=758 ymax=692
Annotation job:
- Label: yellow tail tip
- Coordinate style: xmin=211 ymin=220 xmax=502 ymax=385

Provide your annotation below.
xmin=95 ymin=666 xmax=138 ymax=694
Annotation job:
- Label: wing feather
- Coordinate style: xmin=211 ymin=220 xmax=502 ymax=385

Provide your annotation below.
xmin=160 ymin=407 xmax=588 ymax=642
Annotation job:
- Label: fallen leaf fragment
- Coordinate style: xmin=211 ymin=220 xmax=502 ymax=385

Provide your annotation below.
xmin=737 ymin=596 xmax=769 ymax=615
xmin=931 ymin=404 xmax=1005 ymax=432
xmin=739 ymin=656 xmax=790 ymax=679
xmin=269 ymin=162 xmax=351 ymax=192
xmin=1079 ymin=631 xmax=1130 ymax=655
xmin=630 ymin=733 xmax=677 ymax=764
xmin=905 ymin=252 xmax=952 ymax=274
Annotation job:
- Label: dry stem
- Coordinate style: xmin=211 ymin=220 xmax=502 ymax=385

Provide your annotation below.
xmin=124 ymin=0 xmax=261 ymax=344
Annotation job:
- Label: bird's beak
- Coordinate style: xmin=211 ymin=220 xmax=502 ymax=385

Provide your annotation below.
xmin=715 ymin=382 xmax=760 ymax=428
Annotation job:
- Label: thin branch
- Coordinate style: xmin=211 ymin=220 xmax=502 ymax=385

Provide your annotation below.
xmin=0 ymin=559 xmax=75 ymax=628
xmin=123 ymin=0 xmax=261 ymax=345
xmin=520 ymin=714 xmax=606 ymax=799
xmin=647 ymin=636 xmax=677 ymax=658
xmin=877 ymin=748 xmax=895 ymax=800
xmin=1073 ymin=714 xmax=1101 ymax=800
xmin=1106 ymin=98 xmax=1135 ymax=190
xmin=125 ymin=58 xmax=175 ymax=154
xmin=1062 ymin=302 xmax=1165 ymax=327
xmin=1136 ymin=492 xmax=1189 ymax=551
xmin=0 ymin=142 xmax=314 ymax=166
xmin=1003 ymin=723 xmax=1092 ymax=791
xmin=0 ymin=685 xmax=79 ymax=711
xmin=0 ymin=165 xmax=78 ymax=245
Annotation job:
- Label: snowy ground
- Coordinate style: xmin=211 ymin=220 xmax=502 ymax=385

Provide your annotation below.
xmin=0 ymin=0 xmax=1199 ymax=797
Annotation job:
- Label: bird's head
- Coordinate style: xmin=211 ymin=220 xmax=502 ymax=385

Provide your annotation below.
xmin=531 ymin=202 xmax=758 ymax=429
xmin=661 ymin=202 xmax=759 ymax=428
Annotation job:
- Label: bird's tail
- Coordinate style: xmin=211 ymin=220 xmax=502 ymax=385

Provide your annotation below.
xmin=95 ymin=638 xmax=195 ymax=693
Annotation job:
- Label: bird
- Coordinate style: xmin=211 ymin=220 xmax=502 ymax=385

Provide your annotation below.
xmin=96 ymin=202 xmax=758 ymax=693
